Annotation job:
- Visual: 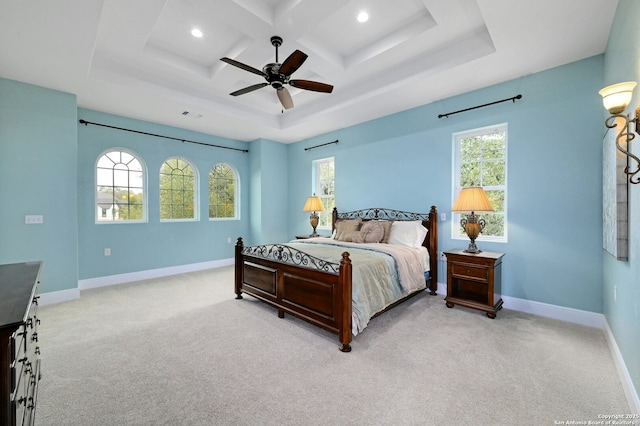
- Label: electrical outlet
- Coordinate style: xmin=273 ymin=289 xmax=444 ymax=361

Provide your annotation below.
xmin=227 ymin=237 xmax=232 ymax=244
xmin=440 ymin=213 xmax=446 ymax=221
xmin=104 ymin=248 xmax=111 ymax=256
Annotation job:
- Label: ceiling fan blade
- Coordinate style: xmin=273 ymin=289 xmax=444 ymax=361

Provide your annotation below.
xmin=220 ymin=57 xmax=265 ymax=77
xmin=277 ymin=87 xmax=294 ymax=109
xmin=278 ymin=50 xmax=308 ymax=76
xmin=289 ymin=79 xmax=334 ymax=93
xmin=229 ymin=83 xmax=268 ymax=96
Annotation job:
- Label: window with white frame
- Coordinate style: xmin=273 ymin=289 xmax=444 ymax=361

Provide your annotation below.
xmin=159 ymin=157 xmax=197 ymax=221
xmin=96 ymin=149 xmax=146 ymax=222
xmin=209 ymin=163 xmax=238 ymax=219
xmin=313 ymin=157 xmax=335 ymax=229
xmin=453 ymin=124 xmax=507 ymax=242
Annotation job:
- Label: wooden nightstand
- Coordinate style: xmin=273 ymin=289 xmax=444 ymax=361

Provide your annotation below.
xmin=444 ymin=249 xmax=504 ymax=318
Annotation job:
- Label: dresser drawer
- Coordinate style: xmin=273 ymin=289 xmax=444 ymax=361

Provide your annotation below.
xmin=451 ymin=263 xmax=488 ymax=281
xmin=11 ymin=360 xmax=31 ymax=424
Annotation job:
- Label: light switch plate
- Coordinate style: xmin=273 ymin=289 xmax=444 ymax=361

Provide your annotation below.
xmin=25 ymin=215 xmax=44 ymax=224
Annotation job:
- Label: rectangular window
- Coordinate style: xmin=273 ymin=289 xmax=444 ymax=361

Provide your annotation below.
xmin=312 ymin=157 xmax=335 ymax=229
xmin=453 ymin=124 xmax=507 ymax=242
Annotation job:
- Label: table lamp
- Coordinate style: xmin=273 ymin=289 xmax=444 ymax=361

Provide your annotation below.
xmin=303 ymin=194 xmax=325 ymax=237
xmin=452 ymin=186 xmax=494 ymax=253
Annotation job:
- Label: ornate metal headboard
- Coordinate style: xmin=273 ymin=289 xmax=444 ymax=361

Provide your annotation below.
xmin=331 ymin=206 xmax=438 ymax=293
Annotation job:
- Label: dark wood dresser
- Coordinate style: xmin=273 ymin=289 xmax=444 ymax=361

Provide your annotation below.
xmin=0 ymin=262 xmax=42 ymax=426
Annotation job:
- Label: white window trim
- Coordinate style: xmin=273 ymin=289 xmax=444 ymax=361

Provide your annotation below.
xmin=313 ymin=157 xmax=334 ymax=230
xmin=95 ymin=148 xmax=148 ymax=224
xmin=208 ymin=163 xmax=240 ymax=221
xmin=159 ymin=156 xmax=199 ymax=222
xmin=452 ymin=124 xmax=508 ymax=243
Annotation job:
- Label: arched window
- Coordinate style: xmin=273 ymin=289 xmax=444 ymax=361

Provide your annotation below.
xmin=209 ymin=163 xmax=238 ymax=219
xmin=160 ymin=157 xmax=197 ymax=221
xmin=96 ymin=149 xmax=145 ymax=222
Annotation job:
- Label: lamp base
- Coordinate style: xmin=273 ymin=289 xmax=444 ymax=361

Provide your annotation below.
xmin=463 ymin=245 xmax=482 ymax=254
xmin=462 ymin=214 xmax=484 ymax=254
xmin=309 ymin=212 xmax=320 ymax=238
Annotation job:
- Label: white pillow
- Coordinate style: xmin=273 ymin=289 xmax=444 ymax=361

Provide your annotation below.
xmin=388 ymin=221 xmax=428 ymax=248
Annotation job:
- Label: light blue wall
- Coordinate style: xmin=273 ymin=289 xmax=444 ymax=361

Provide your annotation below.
xmin=76 ymin=108 xmax=250 ymax=279
xmin=248 ymin=138 xmax=289 ymax=245
xmin=287 ymin=55 xmax=605 ymax=314
xmin=0 ymin=78 xmax=79 ymax=293
xmin=602 ymin=0 xmax=640 ymax=404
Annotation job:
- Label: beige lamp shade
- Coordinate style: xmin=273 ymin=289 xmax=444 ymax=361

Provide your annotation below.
xmin=451 ymin=187 xmax=494 ymax=214
xmin=303 ymin=195 xmax=325 ymax=212
xmin=599 ymin=81 xmax=637 ymax=114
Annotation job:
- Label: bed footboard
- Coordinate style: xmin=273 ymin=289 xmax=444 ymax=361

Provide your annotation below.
xmin=235 ymin=238 xmax=353 ymax=352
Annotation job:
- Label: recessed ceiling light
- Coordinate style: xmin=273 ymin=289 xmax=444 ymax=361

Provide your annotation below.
xmin=357 ymin=11 xmax=369 ymax=23
xmin=191 ymin=28 xmax=203 ymax=38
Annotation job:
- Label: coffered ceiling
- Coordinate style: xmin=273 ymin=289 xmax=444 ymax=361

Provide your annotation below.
xmin=0 ymin=0 xmax=617 ymax=143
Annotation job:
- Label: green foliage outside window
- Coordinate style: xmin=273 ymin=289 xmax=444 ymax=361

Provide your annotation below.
xmin=160 ymin=158 xmax=195 ymax=220
xmin=314 ymin=158 xmax=335 ymax=228
xmin=456 ymin=126 xmax=507 ymax=239
xmin=209 ymin=163 xmax=236 ymax=219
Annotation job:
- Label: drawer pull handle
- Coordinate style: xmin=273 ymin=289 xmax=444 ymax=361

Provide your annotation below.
xmin=31 ymin=332 xmax=38 ymax=342
xmin=35 ymin=346 xmax=41 ymax=355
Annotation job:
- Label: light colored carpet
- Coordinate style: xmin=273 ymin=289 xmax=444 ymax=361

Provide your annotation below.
xmin=35 ymin=266 xmax=629 ymax=425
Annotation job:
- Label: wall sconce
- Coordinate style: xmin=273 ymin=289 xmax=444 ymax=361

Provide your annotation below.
xmin=599 ymin=81 xmax=640 ymax=184
xmin=451 ymin=186 xmax=494 ymax=253
xmin=302 ymin=194 xmax=325 ymax=237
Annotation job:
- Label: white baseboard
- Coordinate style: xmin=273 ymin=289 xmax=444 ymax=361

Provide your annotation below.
xmin=39 ymin=288 xmax=80 ymax=306
xmin=436 ymin=283 xmax=604 ymax=328
xmin=79 ymin=258 xmax=234 ymax=291
xmin=501 ymin=295 xmax=605 ymax=328
xmin=603 ymin=319 xmax=640 ymax=413
xmin=39 ymin=258 xmax=234 ymax=305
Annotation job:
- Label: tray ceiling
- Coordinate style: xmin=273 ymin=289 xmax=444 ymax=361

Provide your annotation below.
xmin=0 ymin=0 xmax=618 ymax=143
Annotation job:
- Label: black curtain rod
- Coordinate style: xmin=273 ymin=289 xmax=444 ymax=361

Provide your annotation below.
xmin=438 ymin=94 xmax=523 ymax=119
xmin=78 ymin=119 xmax=249 ymax=153
xmin=305 ymin=139 xmax=339 ymax=151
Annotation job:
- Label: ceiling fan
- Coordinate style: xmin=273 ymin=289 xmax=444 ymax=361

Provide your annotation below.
xmin=220 ymin=36 xmax=333 ymax=110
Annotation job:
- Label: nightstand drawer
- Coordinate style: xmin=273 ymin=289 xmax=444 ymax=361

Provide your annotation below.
xmin=451 ymin=263 xmax=487 ymax=281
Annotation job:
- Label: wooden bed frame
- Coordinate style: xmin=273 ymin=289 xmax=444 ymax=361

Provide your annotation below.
xmin=234 ymin=206 xmax=438 ymax=352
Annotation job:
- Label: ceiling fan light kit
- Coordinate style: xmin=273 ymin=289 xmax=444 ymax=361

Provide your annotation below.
xmin=221 ymin=36 xmax=333 ymax=110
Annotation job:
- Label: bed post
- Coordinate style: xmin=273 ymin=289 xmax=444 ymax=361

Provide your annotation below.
xmin=428 ymin=206 xmax=438 ymax=295
xmin=331 ymin=207 xmax=338 ymax=233
xmin=338 ymin=251 xmax=352 ymax=353
xmin=235 ymin=237 xmax=244 ymax=299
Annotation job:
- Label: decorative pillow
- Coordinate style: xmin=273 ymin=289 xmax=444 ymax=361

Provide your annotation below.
xmin=373 ymin=220 xmax=393 ymax=243
xmin=388 ymin=221 xmax=428 ymax=248
xmin=353 ymin=221 xmax=384 ymax=243
xmin=335 ymin=219 xmax=362 ymax=242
